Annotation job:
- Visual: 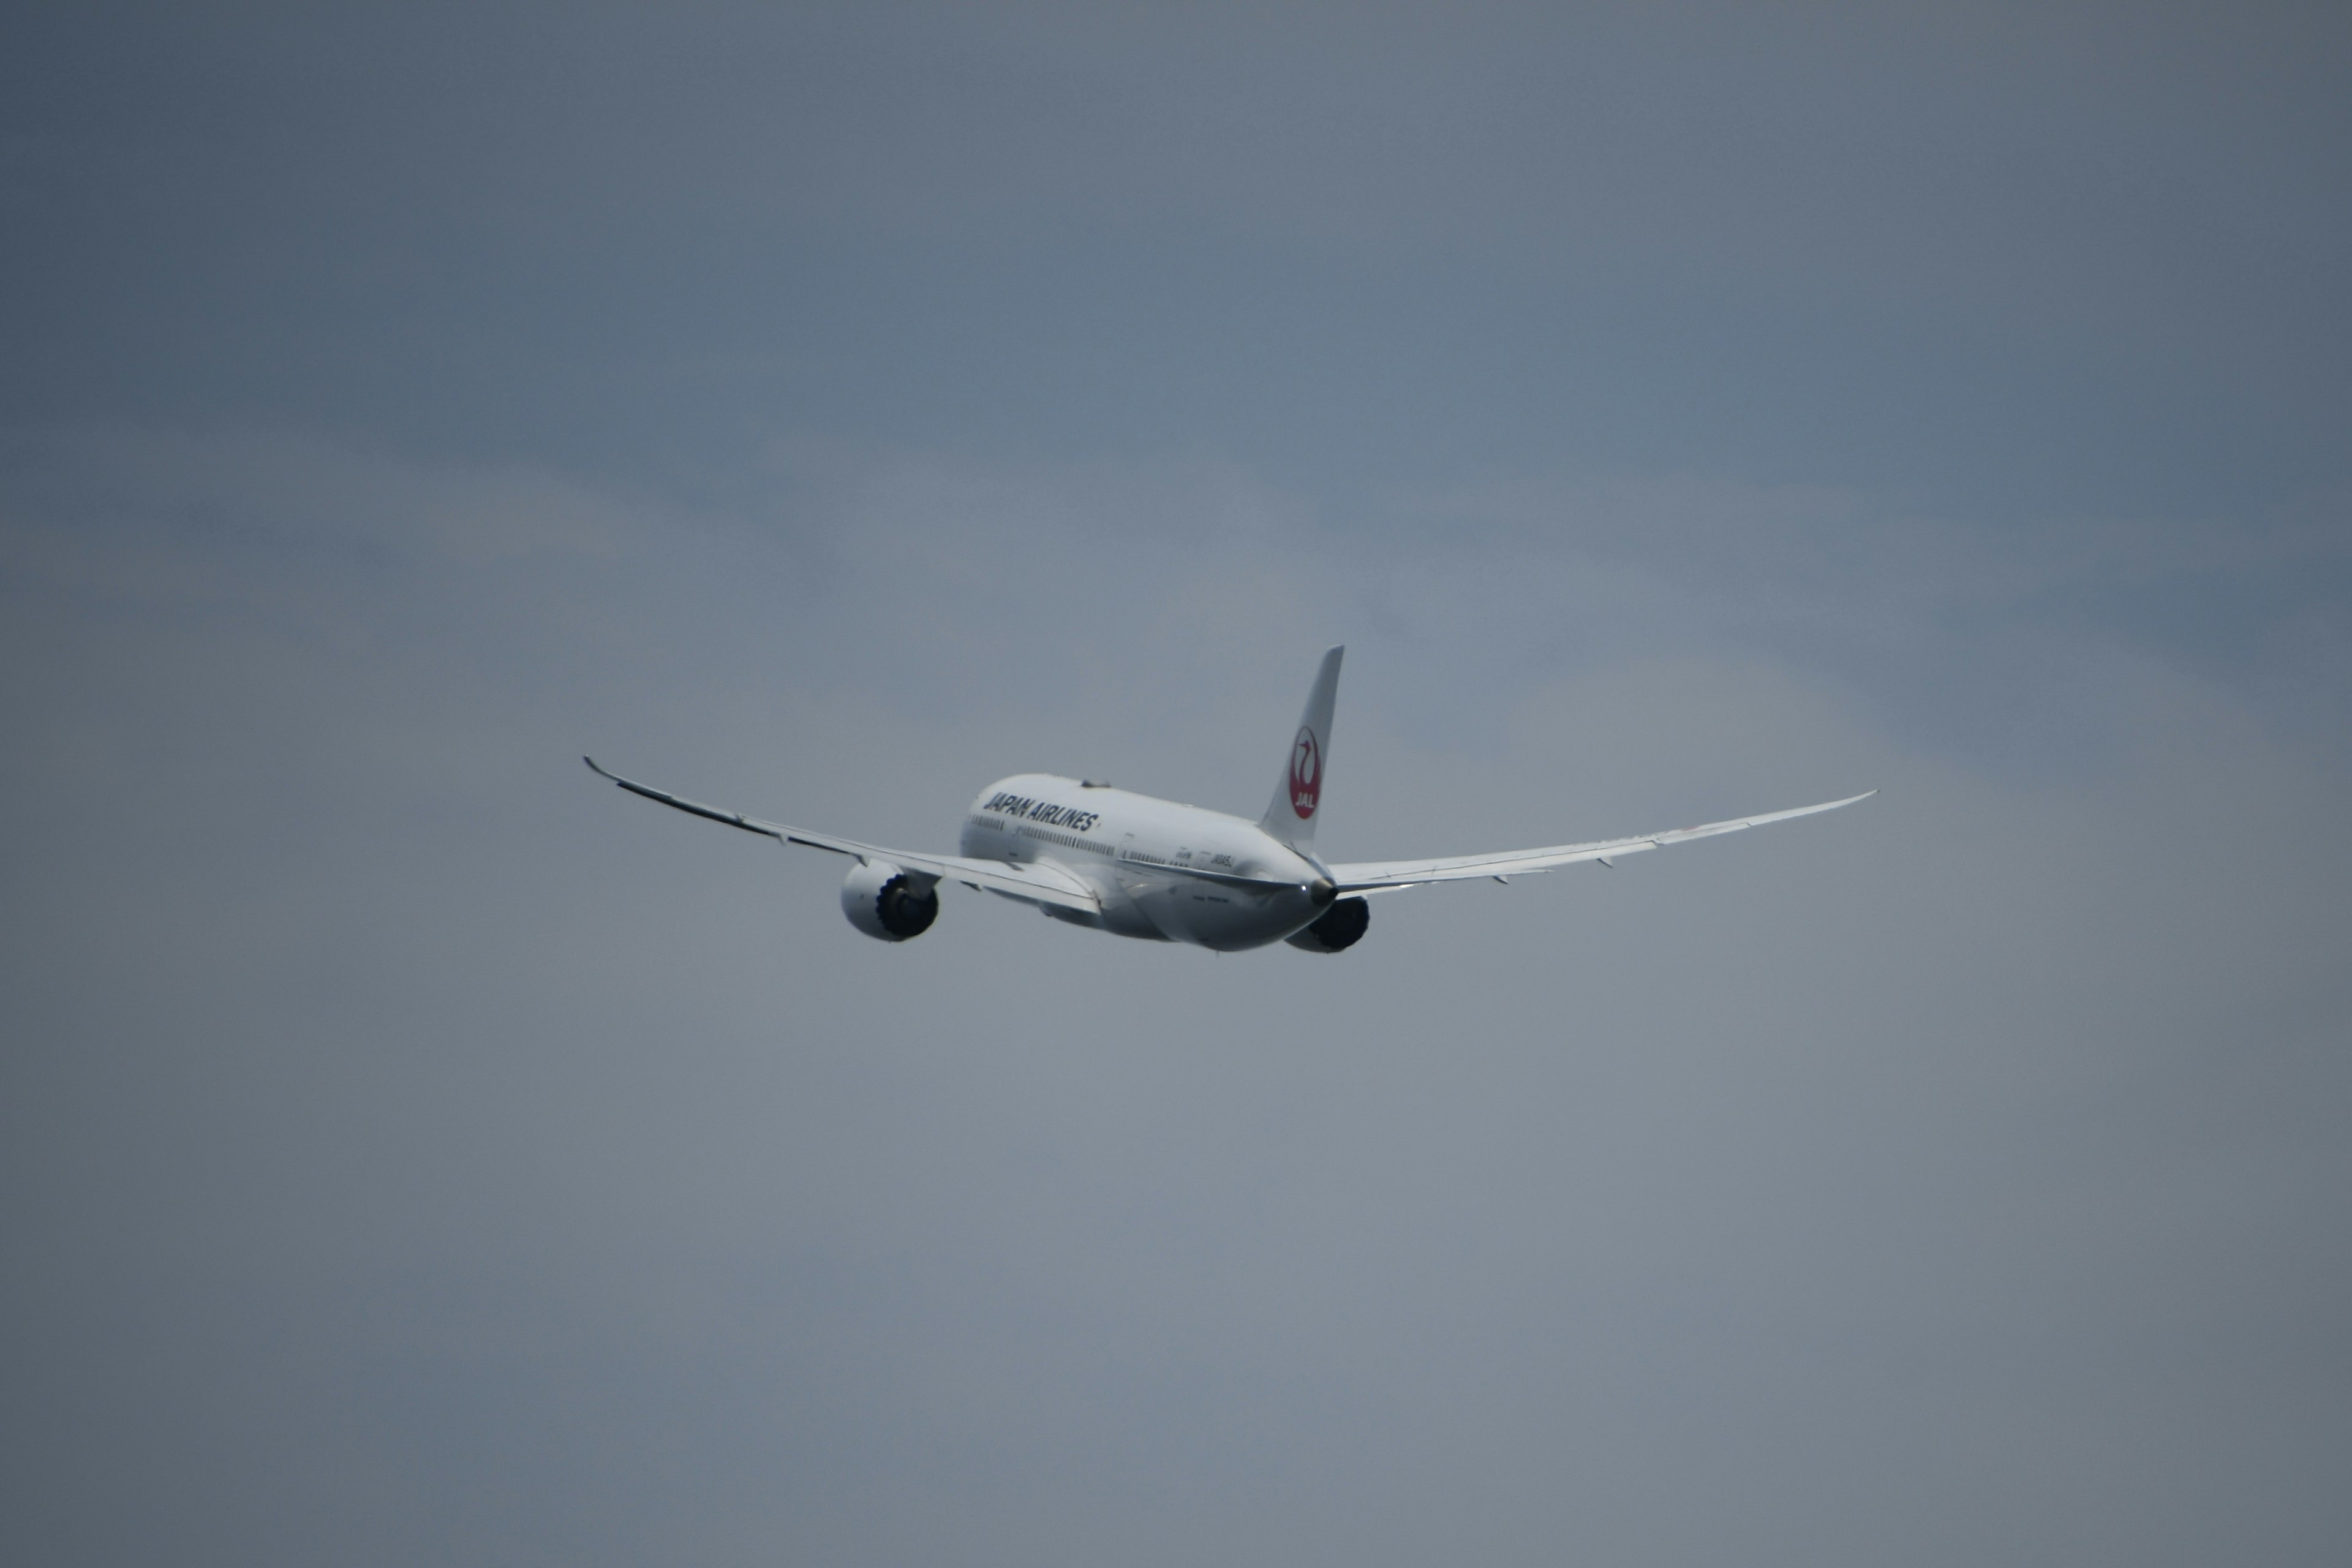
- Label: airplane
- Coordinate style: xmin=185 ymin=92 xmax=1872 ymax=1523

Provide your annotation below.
xmin=586 ymin=646 xmax=1872 ymax=954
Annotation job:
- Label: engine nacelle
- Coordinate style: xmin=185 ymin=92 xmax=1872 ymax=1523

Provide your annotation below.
xmin=840 ymin=860 xmax=940 ymax=942
xmin=1284 ymin=895 xmax=1369 ymax=953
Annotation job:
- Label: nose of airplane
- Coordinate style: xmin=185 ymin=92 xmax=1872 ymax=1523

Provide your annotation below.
xmin=1308 ymin=876 xmax=1336 ymax=907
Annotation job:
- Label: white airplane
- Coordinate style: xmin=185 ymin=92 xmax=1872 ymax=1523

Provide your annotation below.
xmin=587 ymin=647 xmax=1871 ymax=954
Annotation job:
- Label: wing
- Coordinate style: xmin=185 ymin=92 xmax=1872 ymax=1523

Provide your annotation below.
xmin=584 ymin=757 xmax=1101 ymax=914
xmin=1325 ymin=791 xmax=1875 ymax=894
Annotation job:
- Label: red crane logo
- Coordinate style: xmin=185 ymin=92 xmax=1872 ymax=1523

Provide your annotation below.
xmin=1290 ymin=727 xmax=1321 ymax=819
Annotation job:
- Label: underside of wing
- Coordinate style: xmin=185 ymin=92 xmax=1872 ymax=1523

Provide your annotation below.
xmin=1326 ymin=791 xmax=1875 ymax=893
xmin=584 ymin=757 xmax=1101 ymax=914
xmin=916 ymin=853 xmax=1099 ymax=911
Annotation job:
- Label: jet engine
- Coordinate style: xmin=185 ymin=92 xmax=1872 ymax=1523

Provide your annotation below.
xmin=840 ymin=860 xmax=940 ymax=942
xmin=1284 ymin=895 xmax=1369 ymax=953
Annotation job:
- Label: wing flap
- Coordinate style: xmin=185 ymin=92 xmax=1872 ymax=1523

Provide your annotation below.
xmin=1328 ymin=791 xmax=1874 ymax=892
xmin=887 ymin=851 xmax=1099 ymax=911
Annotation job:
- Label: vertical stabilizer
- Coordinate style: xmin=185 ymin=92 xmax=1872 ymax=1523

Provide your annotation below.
xmin=1261 ymin=646 xmax=1344 ymax=849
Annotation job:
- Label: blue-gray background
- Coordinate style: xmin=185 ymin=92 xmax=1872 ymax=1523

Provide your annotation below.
xmin=4 ymin=5 xmax=2348 ymax=1563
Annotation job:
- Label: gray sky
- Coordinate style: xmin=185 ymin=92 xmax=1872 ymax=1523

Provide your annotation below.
xmin=4 ymin=5 xmax=2348 ymax=1564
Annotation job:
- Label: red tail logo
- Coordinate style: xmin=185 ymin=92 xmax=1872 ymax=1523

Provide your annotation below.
xmin=1289 ymin=727 xmax=1321 ymax=819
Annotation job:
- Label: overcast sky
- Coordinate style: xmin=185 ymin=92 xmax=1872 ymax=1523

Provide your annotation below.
xmin=4 ymin=5 xmax=2349 ymax=1564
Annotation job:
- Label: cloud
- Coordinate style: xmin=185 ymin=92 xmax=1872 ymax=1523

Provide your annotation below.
xmin=4 ymin=6 xmax=2347 ymax=1559
xmin=4 ymin=421 xmax=2348 ymax=1564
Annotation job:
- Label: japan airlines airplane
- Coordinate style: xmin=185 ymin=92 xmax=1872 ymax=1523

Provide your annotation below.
xmin=587 ymin=647 xmax=1871 ymax=954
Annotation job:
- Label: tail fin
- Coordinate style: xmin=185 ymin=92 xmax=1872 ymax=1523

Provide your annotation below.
xmin=1261 ymin=645 xmax=1344 ymax=849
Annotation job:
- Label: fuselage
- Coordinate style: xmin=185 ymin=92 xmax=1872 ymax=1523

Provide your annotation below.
xmin=957 ymin=774 xmax=1331 ymax=951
